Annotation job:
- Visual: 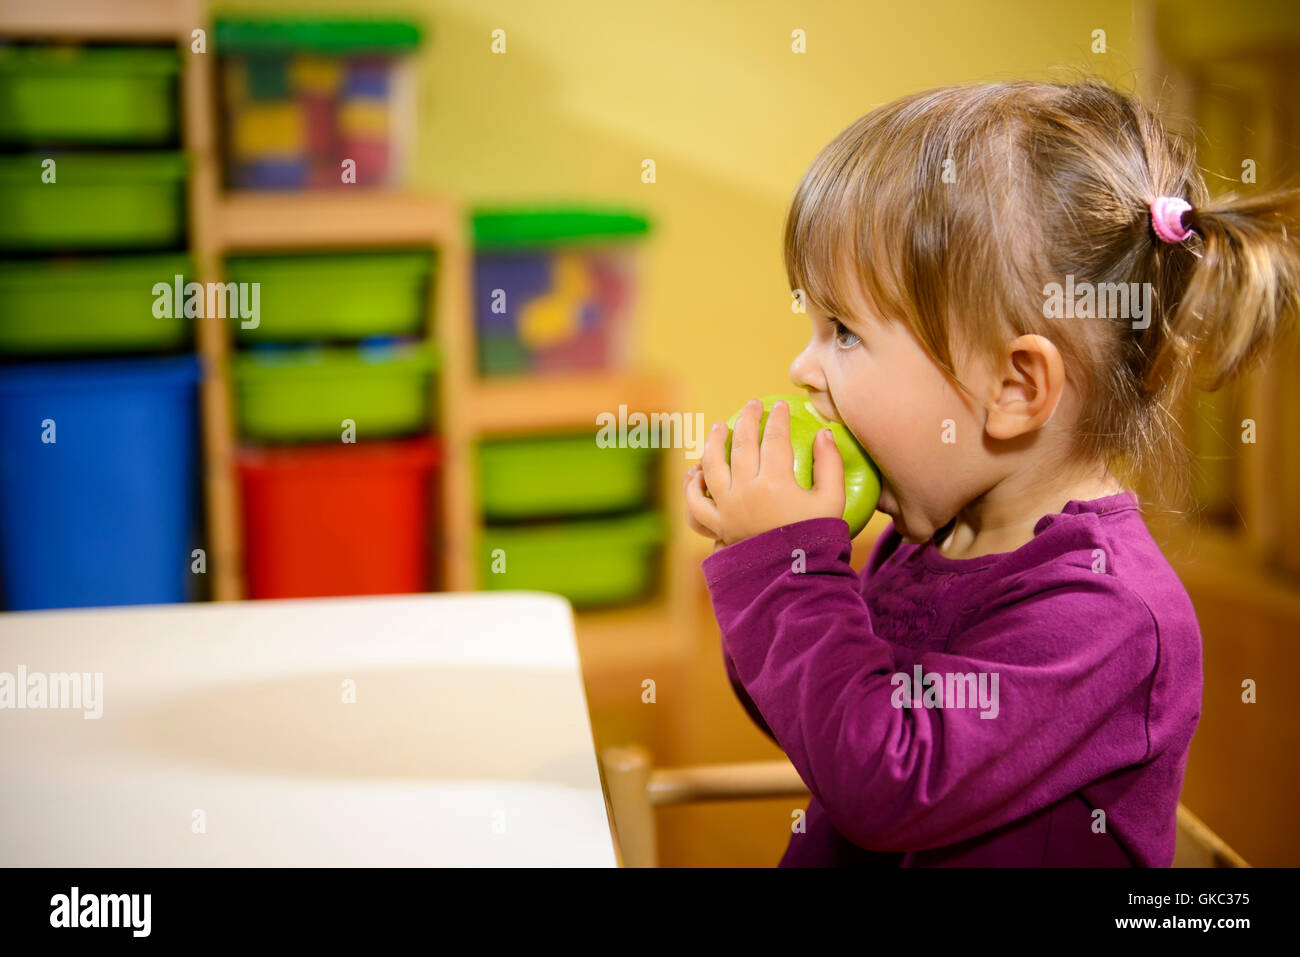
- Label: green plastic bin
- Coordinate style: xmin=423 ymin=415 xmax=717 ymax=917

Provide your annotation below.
xmin=0 ymin=46 xmax=179 ymax=145
xmin=0 ymin=255 xmax=191 ymax=354
xmin=0 ymin=153 xmax=187 ymax=251
xmin=214 ymin=18 xmax=423 ymax=54
xmin=477 ymin=433 xmax=658 ymax=519
xmin=226 ymin=251 xmax=432 ymax=341
xmin=234 ymin=342 xmax=437 ymax=441
xmin=479 ymin=511 xmax=664 ymax=607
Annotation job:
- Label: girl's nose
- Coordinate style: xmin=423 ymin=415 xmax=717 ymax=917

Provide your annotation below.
xmin=789 ymin=344 xmax=826 ymax=393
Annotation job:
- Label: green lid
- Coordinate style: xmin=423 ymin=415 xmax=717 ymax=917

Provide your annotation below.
xmin=0 ymin=152 xmax=186 ymax=184
xmin=471 ymin=207 xmax=652 ymax=249
xmin=0 ymin=45 xmax=180 ymax=74
xmin=215 ymin=18 xmax=422 ymax=54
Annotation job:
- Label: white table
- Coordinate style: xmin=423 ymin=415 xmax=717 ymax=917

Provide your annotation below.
xmin=0 ymin=592 xmax=617 ymax=867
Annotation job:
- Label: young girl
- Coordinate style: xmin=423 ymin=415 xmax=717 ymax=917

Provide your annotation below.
xmin=683 ymin=78 xmax=1300 ymax=867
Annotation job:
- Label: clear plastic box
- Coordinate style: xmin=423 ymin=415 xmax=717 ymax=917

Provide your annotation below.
xmin=215 ymin=17 xmax=421 ymax=190
xmin=471 ymin=207 xmax=652 ymax=376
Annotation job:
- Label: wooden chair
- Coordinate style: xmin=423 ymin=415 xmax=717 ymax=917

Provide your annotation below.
xmin=599 ymin=745 xmax=1250 ymax=868
xmin=1171 ymin=802 xmax=1252 ymax=868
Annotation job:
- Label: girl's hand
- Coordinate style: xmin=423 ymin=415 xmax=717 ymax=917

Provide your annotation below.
xmin=695 ymin=398 xmax=845 ymax=547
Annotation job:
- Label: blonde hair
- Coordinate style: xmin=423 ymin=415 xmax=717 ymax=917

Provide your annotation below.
xmin=784 ymin=78 xmax=1300 ymax=496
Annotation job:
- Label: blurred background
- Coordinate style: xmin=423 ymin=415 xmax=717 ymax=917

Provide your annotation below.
xmin=0 ymin=0 xmax=1296 ymax=865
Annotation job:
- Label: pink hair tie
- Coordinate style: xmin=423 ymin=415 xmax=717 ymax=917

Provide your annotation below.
xmin=1150 ymin=196 xmax=1194 ymax=244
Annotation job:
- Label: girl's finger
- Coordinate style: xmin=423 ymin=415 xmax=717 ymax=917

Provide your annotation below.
xmin=730 ymin=399 xmax=762 ymax=480
xmin=701 ymin=420 xmax=731 ymax=499
xmin=759 ymin=399 xmax=794 ymax=479
xmin=812 ymin=428 xmax=845 ymax=506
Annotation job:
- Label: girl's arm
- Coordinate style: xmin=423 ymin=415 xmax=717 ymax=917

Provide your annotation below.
xmin=718 ymin=521 xmax=902 ymax=748
xmin=704 ymin=516 xmax=1164 ymax=854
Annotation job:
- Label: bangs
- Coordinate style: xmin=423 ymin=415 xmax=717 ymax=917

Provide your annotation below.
xmin=782 ymin=110 xmax=913 ymax=333
xmin=781 ymin=87 xmax=1029 ymax=386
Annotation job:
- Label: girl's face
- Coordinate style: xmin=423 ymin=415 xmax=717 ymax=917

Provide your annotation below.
xmin=788 ymin=286 xmax=993 ymax=544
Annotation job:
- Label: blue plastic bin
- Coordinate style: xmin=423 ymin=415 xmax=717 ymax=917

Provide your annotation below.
xmin=0 ymin=355 xmax=201 ymax=610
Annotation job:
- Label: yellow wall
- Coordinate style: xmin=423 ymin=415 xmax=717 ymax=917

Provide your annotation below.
xmin=214 ymin=0 xmax=1139 ymax=480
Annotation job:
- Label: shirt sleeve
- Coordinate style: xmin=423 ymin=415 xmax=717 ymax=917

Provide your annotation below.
xmin=722 ymin=648 xmax=779 ymax=745
xmin=717 ymin=521 xmax=901 ymax=747
xmin=701 ymin=516 xmax=1159 ymax=854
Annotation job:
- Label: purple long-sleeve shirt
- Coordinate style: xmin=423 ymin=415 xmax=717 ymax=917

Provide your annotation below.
xmin=702 ymin=491 xmax=1202 ymax=867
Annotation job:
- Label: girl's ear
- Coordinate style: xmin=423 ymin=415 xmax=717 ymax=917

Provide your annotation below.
xmin=984 ymin=335 xmax=1066 ymax=441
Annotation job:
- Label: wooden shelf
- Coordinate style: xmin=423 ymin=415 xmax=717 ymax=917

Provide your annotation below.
xmin=218 ymin=190 xmax=464 ymax=251
xmin=0 ymin=0 xmax=192 ymax=39
xmin=471 ymin=370 xmax=680 ymax=435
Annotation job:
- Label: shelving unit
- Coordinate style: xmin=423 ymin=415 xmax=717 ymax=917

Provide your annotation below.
xmin=0 ymin=0 xmax=698 ymax=695
xmin=208 ymin=189 xmax=474 ymax=600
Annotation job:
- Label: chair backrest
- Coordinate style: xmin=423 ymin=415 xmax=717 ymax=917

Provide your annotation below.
xmin=600 ymin=745 xmax=1250 ymax=868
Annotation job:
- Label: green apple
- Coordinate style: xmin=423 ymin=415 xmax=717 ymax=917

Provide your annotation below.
xmin=711 ymin=393 xmax=881 ymax=537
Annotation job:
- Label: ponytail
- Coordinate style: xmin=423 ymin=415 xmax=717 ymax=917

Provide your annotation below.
xmin=1146 ymin=187 xmax=1300 ymax=398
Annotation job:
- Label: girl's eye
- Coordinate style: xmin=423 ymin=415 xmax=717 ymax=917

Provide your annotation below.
xmin=830 ymin=318 xmax=861 ymax=349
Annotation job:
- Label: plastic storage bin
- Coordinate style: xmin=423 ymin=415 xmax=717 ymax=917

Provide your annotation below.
xmin=226 ymin=250 xmax=432 ymax=342
xmin=215 ymin=17 xmax=421 ymax=189
xmin=0 ymin=356 xmax=201 ymax=610
xmin=478 ymin=511 xmax=664 ymax=607
xmin=0 ymin=255 xmax=192 ymax=355
xmin=237 ymin=438 xmax=439 ymax=598
xmin=477 ymin=432 xmax=658 ymax=519
xmin=233 ymin=340 xmax=436 ymax=441
xmin=0 ymin=45 xmax=179 ymax=145
xmin=471 ymin=208 xmax=650 ymax=376
xmin=0 ymin=152 xmax=187 ymax=251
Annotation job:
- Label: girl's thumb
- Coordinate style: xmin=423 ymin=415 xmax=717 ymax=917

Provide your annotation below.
xmin=812 ymin=428 xmax=844 ymax=499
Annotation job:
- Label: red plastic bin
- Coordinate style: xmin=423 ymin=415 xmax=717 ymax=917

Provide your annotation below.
xmin=237 ymin=438 xmax=440 ymax=599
